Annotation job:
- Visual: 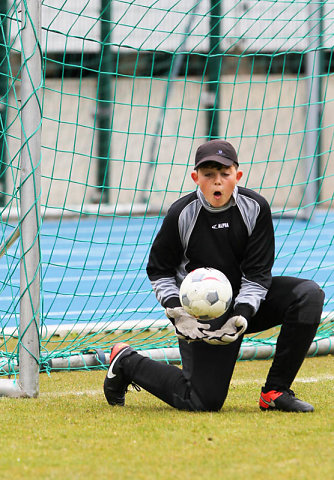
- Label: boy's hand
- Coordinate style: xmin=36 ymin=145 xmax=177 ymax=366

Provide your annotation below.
xmin=165 ymin=307 xmax=211 ymax=342
xmin=203 ymin=315 xmax=248 ymax=345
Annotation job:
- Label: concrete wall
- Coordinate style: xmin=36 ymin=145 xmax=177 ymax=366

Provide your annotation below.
xmin=6 ymin=74 xmax=334 ymax=215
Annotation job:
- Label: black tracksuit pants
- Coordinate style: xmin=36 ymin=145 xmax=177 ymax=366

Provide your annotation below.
xmin=121 ymin=276 xmax=325 ymax=411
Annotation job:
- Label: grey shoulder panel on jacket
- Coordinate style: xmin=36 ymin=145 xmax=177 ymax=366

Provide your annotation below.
xmin=235 ymin=187 xmax=269 ymax=236
xmin=178 ymin=198 xmax=202 ymax=250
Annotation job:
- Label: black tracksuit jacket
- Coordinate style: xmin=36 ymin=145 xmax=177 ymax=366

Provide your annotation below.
xmin=147 ymin=186 xmax=275 ymax=321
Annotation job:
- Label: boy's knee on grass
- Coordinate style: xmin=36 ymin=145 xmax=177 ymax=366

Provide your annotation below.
xmin=173 ymin=387 xmax=225 ymax=412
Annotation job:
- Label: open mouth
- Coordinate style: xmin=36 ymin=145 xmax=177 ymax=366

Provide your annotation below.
xmin=214 ymin=191 xmax=222 ymax=199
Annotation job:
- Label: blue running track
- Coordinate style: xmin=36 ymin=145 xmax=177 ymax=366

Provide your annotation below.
xmin=1 ymin=211 xmax=333 ymax=329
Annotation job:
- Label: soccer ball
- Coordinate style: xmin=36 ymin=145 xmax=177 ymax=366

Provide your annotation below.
xmin=179 ymin=267 xmax=233 ymax=320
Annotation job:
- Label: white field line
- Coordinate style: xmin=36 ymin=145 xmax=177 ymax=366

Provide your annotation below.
xmin=231 ymin=373 xmax=334 ymax=385
xmin=39 ymin=373 xmax=334 ymax=398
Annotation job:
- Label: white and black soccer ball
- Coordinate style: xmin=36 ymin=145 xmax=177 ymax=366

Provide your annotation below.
xmin=179 ymin=267 xmax=233 ymax=320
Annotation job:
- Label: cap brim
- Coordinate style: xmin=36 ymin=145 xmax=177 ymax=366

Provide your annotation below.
xmin=196 ymin=155 xmax=237 ymax=168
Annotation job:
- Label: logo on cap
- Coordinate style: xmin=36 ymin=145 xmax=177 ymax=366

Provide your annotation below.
xmin=217 ymin=150 xmax=223 ymax=155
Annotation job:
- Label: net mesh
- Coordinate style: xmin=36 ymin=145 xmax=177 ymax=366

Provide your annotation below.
xmin=0 ymin=0 xmax=333 ymax=376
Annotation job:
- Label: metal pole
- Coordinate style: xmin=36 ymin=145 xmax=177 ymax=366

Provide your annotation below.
xmin=37 ymin=335 xmax=334 ymax=371
xmin=207 ymin=0 xmax=222 ymax=139
xmin=97 ymin=0 xmax=112 ymax=204
xmin=19 ymin=0 xmax=42 ymax=397
xmin=0 ymin=0 xmax=8 ymax=207
xmin=303 ymin=0 xmax=323 ymax=219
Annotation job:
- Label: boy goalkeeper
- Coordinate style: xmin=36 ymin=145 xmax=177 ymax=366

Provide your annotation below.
xmin=104 ymin=139 xmax=324 ymax=412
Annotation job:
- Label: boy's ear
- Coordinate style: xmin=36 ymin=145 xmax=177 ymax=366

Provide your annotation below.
xmin=191 ymin=170 xmax=199 ymax=185
xmin=236 ymin=170 xmax=243 ymax=182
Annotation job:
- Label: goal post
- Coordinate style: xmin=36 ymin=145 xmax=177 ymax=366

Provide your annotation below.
xmin=0 ymin=0 xmax=41 ymax=397
xmin=303 ymin=0 xmax=323 ymax=219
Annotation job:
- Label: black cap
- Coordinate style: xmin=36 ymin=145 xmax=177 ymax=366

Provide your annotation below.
xmin=195 ymin=140 xmax=239 ymax=169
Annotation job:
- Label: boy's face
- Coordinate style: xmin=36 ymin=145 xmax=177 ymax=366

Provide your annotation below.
xmin=191 ymin=165 xmax=243 ymax=208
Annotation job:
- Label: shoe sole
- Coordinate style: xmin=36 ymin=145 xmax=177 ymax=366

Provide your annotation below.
xmin=103 ymin=376 xmax=126 ymax=406
xmin=260 ymin=402 xmax=314 ymax=413
xmin=104 ymin=344 xmax=132 ymax=407
xmin=260 ymin=407 xmax=313 ymax=412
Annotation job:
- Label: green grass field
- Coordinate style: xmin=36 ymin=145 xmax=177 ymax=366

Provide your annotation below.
xmin=1 ymin=355 xmax=333 ymax=480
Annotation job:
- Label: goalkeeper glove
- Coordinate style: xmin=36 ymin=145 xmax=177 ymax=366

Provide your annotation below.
xmin=165 ymin=307 xmax=211 ymax=342
xmin=203 ymin=315 xmax=248 ymax=346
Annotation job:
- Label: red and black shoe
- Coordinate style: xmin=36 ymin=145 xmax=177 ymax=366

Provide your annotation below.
xmin=103 ymin=343 xmax=135 ymax=406
xmin=259 ymin=388 xmax=314 ymax=412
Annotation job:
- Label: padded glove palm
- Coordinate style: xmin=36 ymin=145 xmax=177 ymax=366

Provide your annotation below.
xmin=166 ymin=307 xmax=211 ymax=342
xmin=203 ymin=315 xmax=248 ymax=345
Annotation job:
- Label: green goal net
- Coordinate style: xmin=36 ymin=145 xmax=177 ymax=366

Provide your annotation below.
xmin=0 ymin=0 xmax=333 ymax=384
